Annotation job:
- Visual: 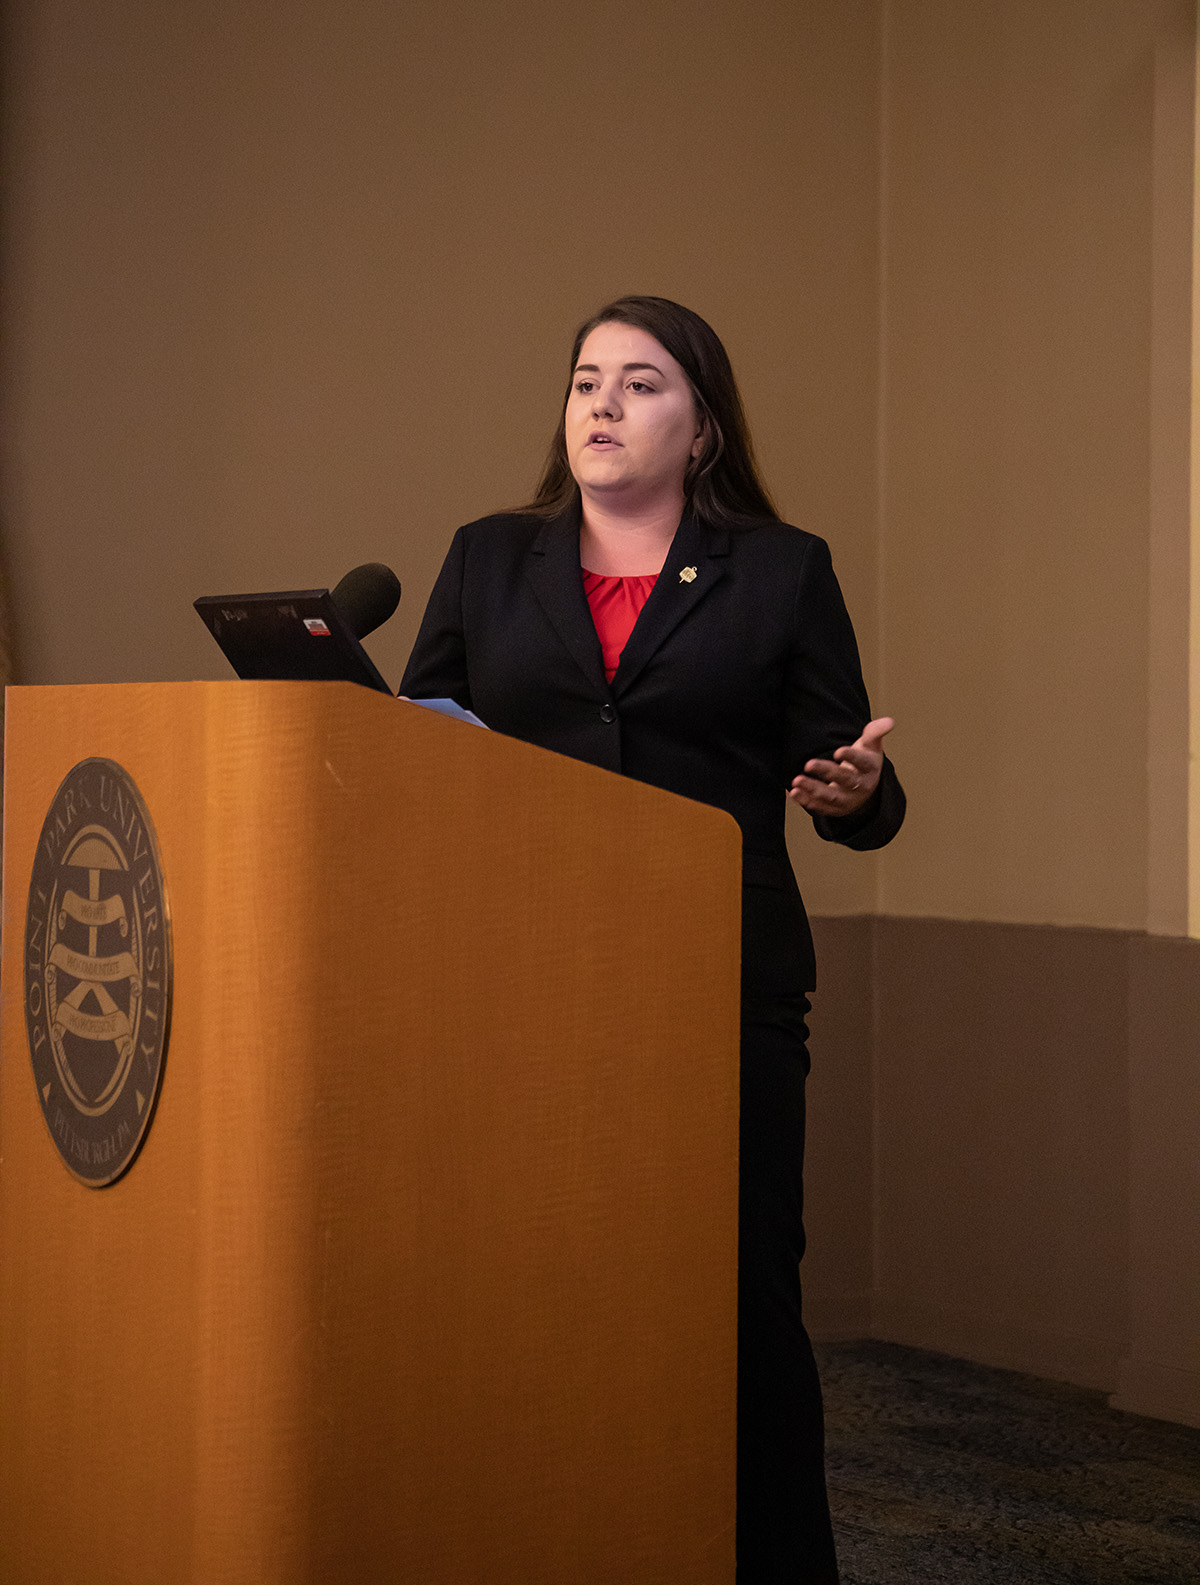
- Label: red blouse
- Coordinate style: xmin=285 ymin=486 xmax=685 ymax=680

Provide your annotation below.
xmin=582 ymin=570 xmax=658 ymax=682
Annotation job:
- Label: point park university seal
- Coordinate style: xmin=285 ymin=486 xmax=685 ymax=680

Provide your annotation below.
xmin=24 ymin=759 xmax=172 ymax=1186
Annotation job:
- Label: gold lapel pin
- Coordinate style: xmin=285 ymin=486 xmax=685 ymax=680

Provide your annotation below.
xmin=680 ymin=566 xmax=697 ymax=584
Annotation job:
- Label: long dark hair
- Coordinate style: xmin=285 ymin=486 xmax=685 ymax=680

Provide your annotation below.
xmin=514 ymin=296 xmax=779 ymax=527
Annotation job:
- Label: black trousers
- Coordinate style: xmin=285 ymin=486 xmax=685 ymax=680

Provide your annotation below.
xmin=736 ymin=998 xmax=839 ymax=1585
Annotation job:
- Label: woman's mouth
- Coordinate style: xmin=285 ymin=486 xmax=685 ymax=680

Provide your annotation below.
xmin=587 ymin=431 xmax=621 ymax=447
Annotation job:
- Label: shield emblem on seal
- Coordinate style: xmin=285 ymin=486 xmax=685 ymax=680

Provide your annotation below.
xmin=24 ymin=758 xmax=172 ymax=1186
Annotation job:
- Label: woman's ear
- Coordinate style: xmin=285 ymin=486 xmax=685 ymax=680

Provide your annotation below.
xmin=691 ymin=418 xmax=708 ymax=460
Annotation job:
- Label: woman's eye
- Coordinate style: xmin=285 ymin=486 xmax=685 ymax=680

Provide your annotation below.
xmin=628 ymin=380 xmax=650 ymax=393
xmin=574 ymin=379 xmax=595 ymax=394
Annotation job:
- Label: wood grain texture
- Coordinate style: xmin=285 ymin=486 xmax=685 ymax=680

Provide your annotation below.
xmin=0 ymin=681 xmax=742 ymax=1584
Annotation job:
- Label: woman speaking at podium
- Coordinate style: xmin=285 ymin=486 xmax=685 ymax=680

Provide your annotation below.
xmin=401 ymin=296 xmax=904 ymax=1585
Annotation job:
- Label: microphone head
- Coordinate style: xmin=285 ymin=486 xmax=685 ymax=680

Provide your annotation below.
xmin=331 ymin=562 xmax=402 ymax=640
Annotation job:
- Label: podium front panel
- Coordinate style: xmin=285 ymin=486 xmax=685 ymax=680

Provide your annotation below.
xmin=0 ymin=681 xmax=741 ymax=1584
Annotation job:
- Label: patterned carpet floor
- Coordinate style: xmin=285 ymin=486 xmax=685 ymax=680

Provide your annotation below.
xmin=815 ymin=1340 xmax=1200 ymax=1585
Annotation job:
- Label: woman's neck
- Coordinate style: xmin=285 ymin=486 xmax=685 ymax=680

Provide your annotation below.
xmin=578 ymin=494 xmax=683 ymax=576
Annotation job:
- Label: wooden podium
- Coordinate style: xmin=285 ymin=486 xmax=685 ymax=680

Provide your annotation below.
xmin=0 ymin=682 xmax=742 ymax=1585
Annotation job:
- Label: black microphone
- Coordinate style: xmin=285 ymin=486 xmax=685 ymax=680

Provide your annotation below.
xmin=331 ymin=562 xmax=402 ymax=640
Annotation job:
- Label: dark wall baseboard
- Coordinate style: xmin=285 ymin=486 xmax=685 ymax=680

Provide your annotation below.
xmin=801 ymin=915 xmax=1200 ymax=1429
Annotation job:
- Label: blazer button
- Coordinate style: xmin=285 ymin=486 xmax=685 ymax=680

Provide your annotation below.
xmin=599 ymin=704 xmax=616 ymax=724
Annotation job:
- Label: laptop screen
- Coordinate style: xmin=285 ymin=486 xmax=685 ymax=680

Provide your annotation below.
xmin=194 ymin=587 xmax=393 ymax=694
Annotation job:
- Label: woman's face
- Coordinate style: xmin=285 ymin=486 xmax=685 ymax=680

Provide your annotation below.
xmin=565 ymin=321 xmax=705 ymax=507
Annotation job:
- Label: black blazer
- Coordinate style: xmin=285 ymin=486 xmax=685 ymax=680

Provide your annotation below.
xmin=400 ymin=506 xmax=905 ymax=997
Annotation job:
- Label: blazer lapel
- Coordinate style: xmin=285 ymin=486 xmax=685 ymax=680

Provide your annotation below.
xmin=524 ymin=505 xmax=609 ymax=693
xmin=613 ymin=513 xmax=729 ymax=695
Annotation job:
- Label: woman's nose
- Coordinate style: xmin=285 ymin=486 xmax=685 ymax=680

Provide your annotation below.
xmin=592 ymin=387 xmax=619 ymax=419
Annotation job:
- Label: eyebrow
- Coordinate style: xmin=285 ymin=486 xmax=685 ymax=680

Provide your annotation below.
xmin=574 ymin=362 xmax=666 ymax=377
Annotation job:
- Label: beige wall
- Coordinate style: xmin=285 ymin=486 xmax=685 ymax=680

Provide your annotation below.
xmin=2 ymin=0 xmax=885 ymax=912
xmin=804 ymin=0 xmax=1200 ymax=1436
xmin=26 ymin=0 xmax=1189 ymax=936
xmin=8 ymin=11 xmax=1196 ymax=914
xmin=877 ymin=0 xmax=1194 ymax=933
